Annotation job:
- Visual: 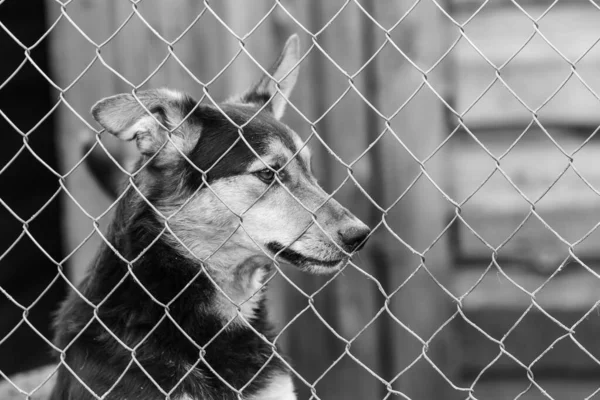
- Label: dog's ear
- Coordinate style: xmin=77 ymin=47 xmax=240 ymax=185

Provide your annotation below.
xmin=236 ymin=34 xmax=300 ymax=120
xmin=91 ymin=89 xmax=194 ymax=164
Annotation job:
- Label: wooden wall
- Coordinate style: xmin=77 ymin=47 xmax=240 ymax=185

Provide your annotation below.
xmin=44 ymin=1 xmax=456 ymax=398
xmin=448 ymin=1 xmax=600 ymax=398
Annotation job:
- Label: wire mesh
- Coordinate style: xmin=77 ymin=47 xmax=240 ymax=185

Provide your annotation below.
xmin=1 ymin=0 xmax=600 ymax=399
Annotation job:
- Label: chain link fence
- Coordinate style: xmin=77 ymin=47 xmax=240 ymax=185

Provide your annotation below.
xmin=2 ymin=0 xmax=600 ymax=399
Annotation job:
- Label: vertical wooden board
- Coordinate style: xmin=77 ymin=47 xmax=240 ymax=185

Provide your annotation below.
xmin=308 ymin=1 xmax=384 ymax=398
xmin=100 ymin=1 xmax=150 ymax=92
xmin=135 ymin=1 xmax=285 ymax=104
xmin=45 ymin=0 xmax=121 ymax=284
xmin=134 ymin=0 xmax=197 ymax=88
xmin=372 ymin=0 xmax=460 ymax=398
xmin=218 ymin=0 xmax=279 ymax=95
xmin=135 ymin=0 xmax=231 ymax=99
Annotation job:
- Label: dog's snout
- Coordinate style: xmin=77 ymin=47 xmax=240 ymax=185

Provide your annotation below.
xmin=338 ymin=225 xmax=370 ymax=252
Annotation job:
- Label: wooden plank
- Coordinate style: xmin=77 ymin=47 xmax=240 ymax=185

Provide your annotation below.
xmin=452 ymin=129 xmax=600 ymax=271
xmin=452 ymin=269 xmax=600 ymax=311
xmin=467 ymin=379 xmax=600 ymax=400
xmin=449 ymin=0 xmax=594 ymax=13
xmin=372 ymin=0 xmax=460 ymax=398
xmin=457 ymin=208 xmax=600 ymax=273
xmin=45 ymin=0 xmax=121 ymax=284
xmin=457 ymin=307 xmax=600 ymax=373
xmin=453 ymin=269 xmax=600 ymax=372
xmin=453 ymin=4 xmax=600 ymax=127
xmin=304 ymin=1 xmax=382 ymax=398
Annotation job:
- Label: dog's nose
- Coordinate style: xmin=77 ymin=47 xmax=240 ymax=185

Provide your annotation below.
xmin=338 ymin=226 xmax=370 ymax=252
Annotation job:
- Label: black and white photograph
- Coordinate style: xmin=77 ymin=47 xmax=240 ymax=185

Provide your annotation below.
xmin=1 ymin=0 xmax=600 ymax=399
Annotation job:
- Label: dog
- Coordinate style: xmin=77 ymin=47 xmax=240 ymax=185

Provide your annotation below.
xmin=49 ymin=35 xmax=370 ymax=400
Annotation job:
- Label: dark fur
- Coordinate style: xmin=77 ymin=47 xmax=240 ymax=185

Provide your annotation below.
xmin=50 ymin=104 xmax=292 ymax=400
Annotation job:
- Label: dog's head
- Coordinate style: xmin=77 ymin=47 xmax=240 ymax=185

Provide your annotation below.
xmin=91 ymin=35 xmax=370 ymax=274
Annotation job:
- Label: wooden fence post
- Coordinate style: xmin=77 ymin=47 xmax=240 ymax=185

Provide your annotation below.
xmin=45 ymin=0 xmax=122 ymax=284
xmin=371 ymin=1 xmax=461 ymax=398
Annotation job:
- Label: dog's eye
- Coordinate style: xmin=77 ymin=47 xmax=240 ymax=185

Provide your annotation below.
xmin=255 ymin=169 xmax=276 ymax=184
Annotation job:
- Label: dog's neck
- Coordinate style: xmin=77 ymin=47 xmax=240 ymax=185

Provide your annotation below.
xmin=83 ymin=195 xmax=273 ymax=330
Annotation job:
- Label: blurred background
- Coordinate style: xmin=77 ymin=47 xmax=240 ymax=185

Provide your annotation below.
xmin=2 ymin=0 xmax=600 ymax=399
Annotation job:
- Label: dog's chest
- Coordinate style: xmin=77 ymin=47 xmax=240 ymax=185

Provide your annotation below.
xmin=178 ymin=373 xmax=296 ymax=400
xmin=247 ymin=373 xmax=296 ymax=400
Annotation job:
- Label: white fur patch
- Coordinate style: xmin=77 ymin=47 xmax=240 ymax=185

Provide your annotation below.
xmin=290 ymin=132 xmax=311 ymax=168
xmin=212 ymin=260 xmax=271 ymax=328
xmin=157 ymin=87 xmax=185 ymax=101
xmin=247 ymin=373 xmax=296 ymax=400
xmin=237 ymin=267 xmax=267 ymax=320
xmin=178 ymin=373 xmax=295 ymax=400
xmin=176 ymin=372 xmax=294 ymax=400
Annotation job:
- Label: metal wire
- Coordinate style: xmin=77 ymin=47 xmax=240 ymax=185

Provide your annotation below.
xmin=1 ymin=0 xmax=600 ymax=399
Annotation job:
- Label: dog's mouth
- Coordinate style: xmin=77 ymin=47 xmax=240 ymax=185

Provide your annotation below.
xmin=266 ymin=242 xmax=345 ymax=270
